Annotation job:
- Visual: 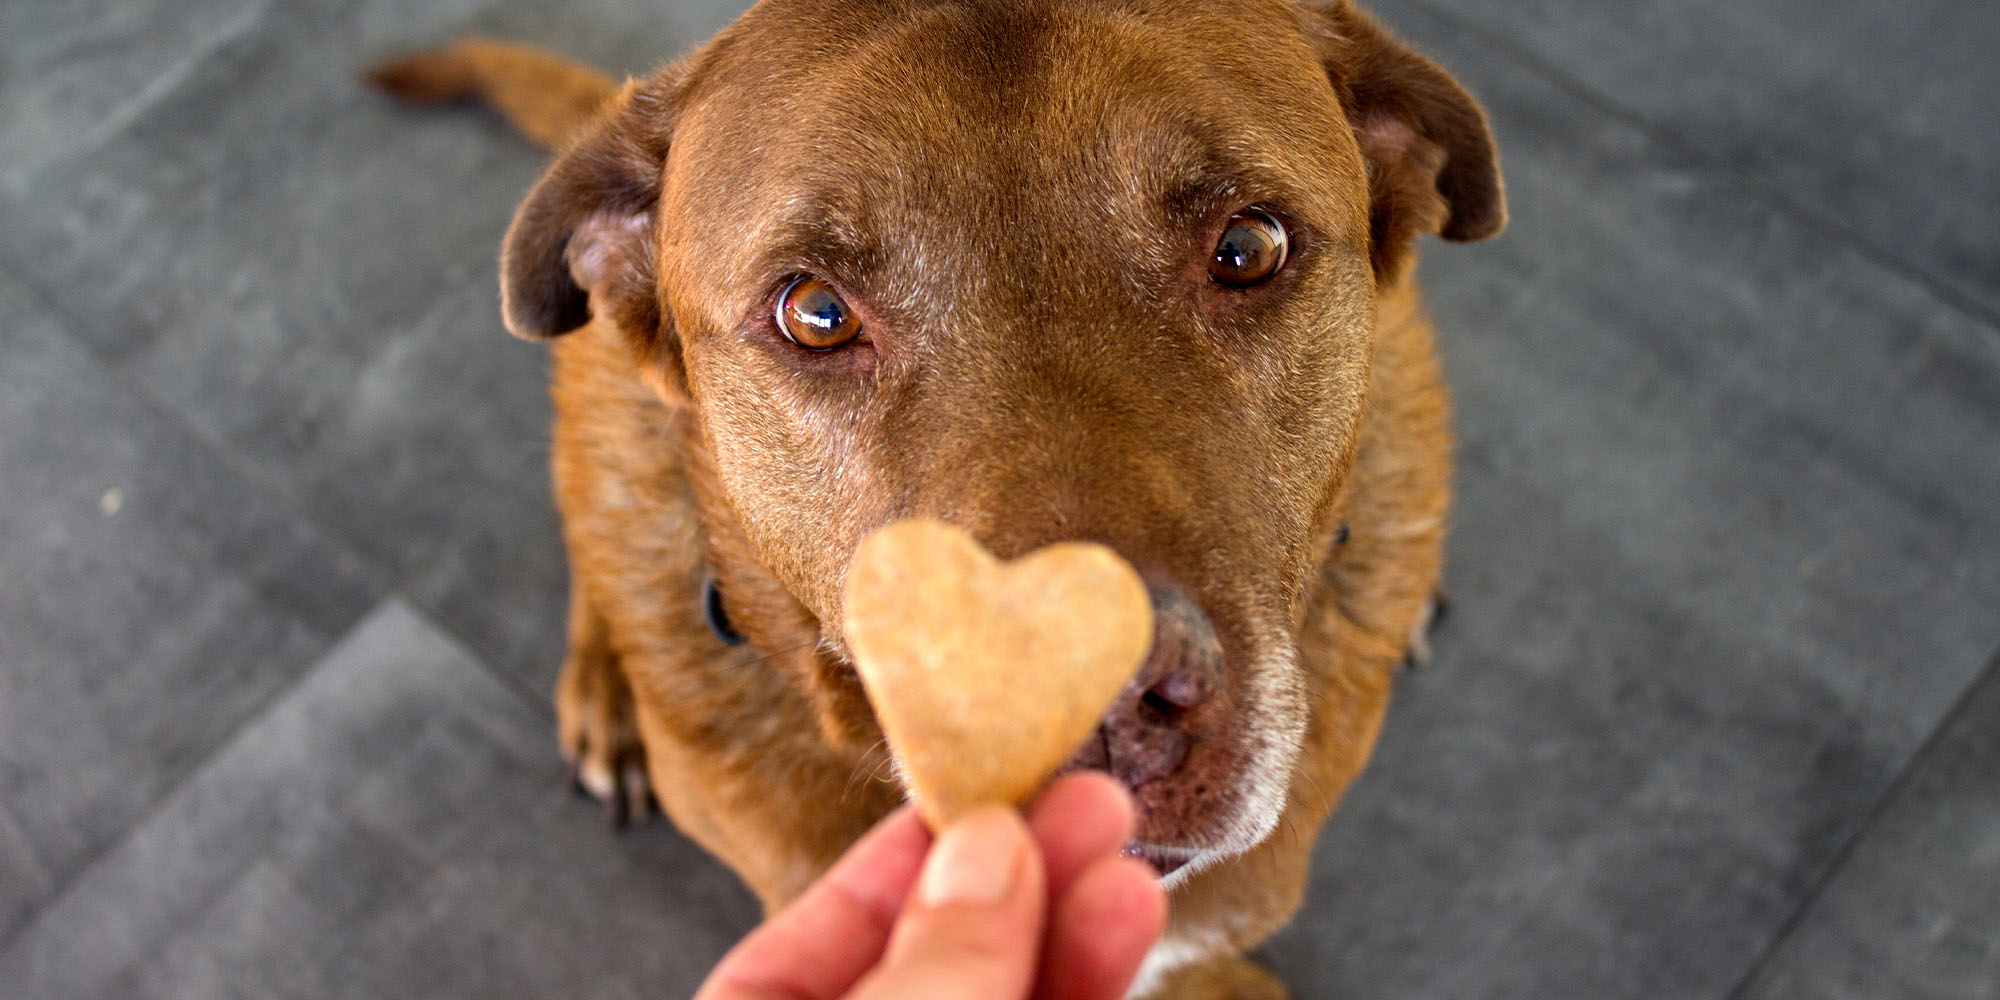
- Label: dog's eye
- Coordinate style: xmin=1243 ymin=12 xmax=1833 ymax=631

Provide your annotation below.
xmin=777 ymin=277 xmax=862 ymax=351
xmin=1209 ymin=211 xmax=1288 ymax=287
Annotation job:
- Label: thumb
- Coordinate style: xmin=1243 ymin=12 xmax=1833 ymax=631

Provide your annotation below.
xmin=850 ymin=807 xmax=1047 ymax=1000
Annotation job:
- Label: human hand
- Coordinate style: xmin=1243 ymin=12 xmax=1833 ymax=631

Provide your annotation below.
xmin=693 ymin=772 xmax=1168 ymax=1000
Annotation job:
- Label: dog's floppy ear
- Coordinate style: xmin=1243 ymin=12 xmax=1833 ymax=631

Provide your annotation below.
xmin=500 ymin=77 xmax=680 ymax=356
xmin=1303 ymin=1 xmax=1505 ymax=281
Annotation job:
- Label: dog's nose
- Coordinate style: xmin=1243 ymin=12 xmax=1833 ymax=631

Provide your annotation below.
xmin=1067 ymin=584 xmax=1223 ymax=788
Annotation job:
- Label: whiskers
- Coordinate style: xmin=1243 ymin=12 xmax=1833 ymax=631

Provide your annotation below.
xmin=841 ymin=736 xmax=902 ymax=805
xmin=729 ymin=639 xmax=816 ymax=672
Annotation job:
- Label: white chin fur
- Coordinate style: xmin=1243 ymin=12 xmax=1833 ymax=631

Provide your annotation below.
xmin=1148 ymin=639 xmax=1306 ymax=888
xmin=1197 ymin=641 xmax=1307 ymax=856
xmin=1126 ymin=927 xmax=1230 ymax=998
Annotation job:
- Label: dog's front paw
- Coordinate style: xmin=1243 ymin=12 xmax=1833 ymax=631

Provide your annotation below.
xmin=555 ymin=644 xmax=655 ymax=826
xmin=1404 ymin=586 xmax=1451 ymax=669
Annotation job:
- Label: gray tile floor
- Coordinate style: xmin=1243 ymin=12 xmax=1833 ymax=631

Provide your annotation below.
xmin=1 ymin=0 xmax=1994 ymax=997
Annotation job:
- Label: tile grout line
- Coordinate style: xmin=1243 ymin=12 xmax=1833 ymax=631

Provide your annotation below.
xmin=0 ymin=589 xmax=550 ymax=965
xmin=0 ymin=594 xmax=352 ymax=963
xmin=1396 ymin=0 xmax=2000 ymax=339
xmin=0 ymin=269 xmax=562 ymax=962
xmin=1367 ymin=10 xmax=2000 ymax=987
xmin=398 ymin=591 xmax=560 ymax=722
xmin=1719 ymin=644 xmax=2000 ymax=1000
xmin=0 ymin=267 xmax=396 ymax=605
xmin=0 ymin=264 xmax=553 ymax=716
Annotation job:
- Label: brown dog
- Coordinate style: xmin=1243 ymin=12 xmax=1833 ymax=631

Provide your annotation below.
xmin=370 ymin=1 xmax=1501 ymax=994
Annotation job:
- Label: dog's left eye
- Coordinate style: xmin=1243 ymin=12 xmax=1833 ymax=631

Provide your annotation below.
xmin=777 ymin=277 xmax=862 ymax=351
xmin=1209 ymin=210 xmax=1289 ymax=287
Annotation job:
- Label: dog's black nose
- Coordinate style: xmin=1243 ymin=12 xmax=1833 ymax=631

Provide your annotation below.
xmin=1067 ymin=584 xmax=1223 ymax=788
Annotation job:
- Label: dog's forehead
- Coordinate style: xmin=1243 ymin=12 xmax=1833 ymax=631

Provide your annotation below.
xmin=716 ymin=0 xmax=1338 ymax=183
xmin=661 ymin=0 xmax=1362 ymax=313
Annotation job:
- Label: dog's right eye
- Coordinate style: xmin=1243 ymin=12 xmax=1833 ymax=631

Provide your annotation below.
xmin=1209 ymin=210 xmax=1289 ymax=287
xmin=777 ymin=277 xmax=862 ymax=351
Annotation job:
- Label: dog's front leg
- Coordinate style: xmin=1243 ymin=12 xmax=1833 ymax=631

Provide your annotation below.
xmin=555 ymin=576 xmax=652 ymax=825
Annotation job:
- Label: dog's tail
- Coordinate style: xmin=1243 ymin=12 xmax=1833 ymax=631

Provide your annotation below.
xmin=364 ymin=39 xmax=616 ymax=151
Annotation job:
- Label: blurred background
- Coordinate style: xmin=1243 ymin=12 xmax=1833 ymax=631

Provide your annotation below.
xmin=2 ymin=0 xmax=1996 ymax=997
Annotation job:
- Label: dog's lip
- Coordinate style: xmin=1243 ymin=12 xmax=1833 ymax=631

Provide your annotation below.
xmin=1122 ymin=839 xmax=1202 ymax=878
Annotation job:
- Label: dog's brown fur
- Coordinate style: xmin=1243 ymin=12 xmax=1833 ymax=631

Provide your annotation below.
xmin=372 ymin=2 xmax=1500 ymax=995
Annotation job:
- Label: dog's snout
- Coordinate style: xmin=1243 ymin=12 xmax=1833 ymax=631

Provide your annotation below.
xmin=1068 ymin=584 xmax=1224 ymax=788
xmin=1135 ymin=585 xmax=1223 ymax=720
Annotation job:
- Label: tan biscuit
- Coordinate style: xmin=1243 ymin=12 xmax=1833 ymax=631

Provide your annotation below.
xmin=843 ymin=519 xmax=1153 ymax=827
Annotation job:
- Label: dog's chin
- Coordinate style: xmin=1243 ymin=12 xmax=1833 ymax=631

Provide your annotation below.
xmin=1121 ymin=767 xmax=1290 ymax=891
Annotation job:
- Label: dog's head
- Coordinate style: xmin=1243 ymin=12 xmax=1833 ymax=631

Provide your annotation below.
xmin=503 ymin=0 xmax=1501 ymax=881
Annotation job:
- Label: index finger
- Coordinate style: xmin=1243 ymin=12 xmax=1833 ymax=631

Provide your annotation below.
xmin=696 ymin=808 xmax=932 ymax=1000
xmin=1026 ymin=772 xmax=1137 ymax=900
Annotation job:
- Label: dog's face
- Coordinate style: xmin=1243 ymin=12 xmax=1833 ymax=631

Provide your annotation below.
xmin=503 ymin=0 xmax=1500 ymax=882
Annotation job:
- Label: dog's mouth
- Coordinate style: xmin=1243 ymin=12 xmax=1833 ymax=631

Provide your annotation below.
xmin=1045 ymin=588 xmax=1303 ymax=886
xmin=833 ymin=576 xmax=1304 ymax=886
xmin=1062 ymin=721 xmax=1229 ymax=884
xmin=1123 ymin=840 xmax=1202 ymax=878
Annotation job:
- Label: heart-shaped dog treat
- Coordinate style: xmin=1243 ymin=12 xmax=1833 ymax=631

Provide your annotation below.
xmin=843 ymin=519 xmax=1154 ymax=827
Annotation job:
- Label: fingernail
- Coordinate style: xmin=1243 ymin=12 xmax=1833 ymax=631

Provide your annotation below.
xmin=919 ymin=808 xmax=1024 ymax=907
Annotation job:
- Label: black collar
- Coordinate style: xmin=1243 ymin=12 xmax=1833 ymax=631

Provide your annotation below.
xmin=702 ymin=577 xmax=748 ymax=646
